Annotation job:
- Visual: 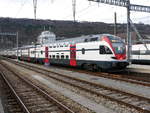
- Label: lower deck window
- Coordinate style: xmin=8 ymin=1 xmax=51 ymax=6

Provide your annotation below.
xmin=52 ymin=55 xmax=55 ymax=58
xmin=61 ymin=55 xmax=64 ymax=59
xmin=56 ymin=55 xmax=59 ymax=59
xmin=66 ymin=55 xmax=69 ymax=59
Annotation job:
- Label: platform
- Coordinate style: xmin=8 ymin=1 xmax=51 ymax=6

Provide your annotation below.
xmin=127 ymin=64 xmax=150 ymax=74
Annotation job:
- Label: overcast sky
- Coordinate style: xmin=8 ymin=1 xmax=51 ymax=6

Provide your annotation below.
xmin=0 ymin=0 xmax=150 ymax=24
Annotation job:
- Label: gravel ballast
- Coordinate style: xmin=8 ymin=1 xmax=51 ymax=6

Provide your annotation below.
xmin=2 ymin=60 xmax=150 ymax=113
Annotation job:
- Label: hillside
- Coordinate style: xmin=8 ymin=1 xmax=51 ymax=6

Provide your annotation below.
xmin=0 ymin=17 xmax=150 ymax=49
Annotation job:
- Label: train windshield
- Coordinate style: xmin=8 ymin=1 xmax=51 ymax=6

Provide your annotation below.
xmin=112 ymin=43 xmax=126 ymax=54
xmin=107 ymin=35 xmax=125 ymax=54
xmin=108 ymin=35 xmax=123 ymax=43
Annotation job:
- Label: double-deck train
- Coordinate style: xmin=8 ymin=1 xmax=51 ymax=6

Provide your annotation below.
xmin=0 ymin=31 xmax=129 ymax=71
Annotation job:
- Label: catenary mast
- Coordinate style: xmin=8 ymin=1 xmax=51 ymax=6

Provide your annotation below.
xmin=33 ymin=0 xmax=37 ymax=19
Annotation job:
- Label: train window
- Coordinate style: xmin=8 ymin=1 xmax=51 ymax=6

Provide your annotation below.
xmin=61 ymin=55 xmax=64 ymax=59
xmin=41 ymin=51 xmax=43 ymax=54
xmin=50 ymin=55 xmax=51 ymax=58
xmin=56 ymin=55 xmax=59 ymax=59
xmin=49 ymin=46 xmax=52 ymax=48
xmin=105 ymin=47 xmax=112 ymax=54
xmin=52 ymin=55 xmax=55 ymax=58
xmin=99 ymin=46 xmax=112 ymax=54
xmin=66 ymin=55 xmax=69 ymax=59
xmin=84 ymin=39 xmax=88 ymax=42
xmin=65 ymin=45 xmax=68 ymax=47
xmin=82 ymin=48 xmax=85 ymax=54
xmin=90 ymin=37 xmax=98 ymax=41
xmin=100 ymin=46 xmax=105 ymax=54
xmin=31 ymin=51 xmax=35 ymax=54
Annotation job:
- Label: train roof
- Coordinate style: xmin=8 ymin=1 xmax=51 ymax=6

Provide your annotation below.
xmin=55 ymin=34 xmax=122 ymax=44
xmin=7 ymin=33 xmax=123 ymax=50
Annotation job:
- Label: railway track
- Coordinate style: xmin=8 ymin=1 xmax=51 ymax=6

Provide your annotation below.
xmin=0 ymin=73 xmax=24 ymax=113
xmin=3 ymin=57 xmax=150 ymax=87
xmin=4 ymin=60 xmax=150 ymax=113
xmin=71 ymin=68 xmax=150 ymax=87
xmin=52 ymin=65 xmax=150 ymax=87
xmin=0 ymin=62 xmax=75 ymax=113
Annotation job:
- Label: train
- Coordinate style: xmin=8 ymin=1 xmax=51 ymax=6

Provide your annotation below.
xmin=0 ymin=31 xmax=129 ymax=71
xmin=132 ymin=43 xmax=150 ymax=64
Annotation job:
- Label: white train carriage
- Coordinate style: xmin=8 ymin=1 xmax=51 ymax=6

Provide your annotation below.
xmin=47 ymin=34 xmax=128 ymax=70
xmin=48 ymin=42 xmax=70 ymax=66
xmin=132 ymin=44 xmax=150 ymax=64
xmin=1 ymin=33 xmax=129 ymax=71
xmin=3 ymin=49 xmax=16 ymax=58
xmin=19 ymin=45 xmax=45 ymax=63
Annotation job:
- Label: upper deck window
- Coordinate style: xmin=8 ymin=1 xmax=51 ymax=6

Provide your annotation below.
xmin=90 ymin=37 xmax=98 ymax=41
xmin=84 ymin=39 xmax=88 ymax=42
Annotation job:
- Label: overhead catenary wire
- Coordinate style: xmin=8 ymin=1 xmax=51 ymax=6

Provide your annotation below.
xmin=63 ymin=3 xmax=96 ymax=21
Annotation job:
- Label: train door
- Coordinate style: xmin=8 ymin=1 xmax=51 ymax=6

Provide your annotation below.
xmin=70 ymin=45 xmax=77 ymax=66
xmin=44 ymin=46 xmax=49 ymax=65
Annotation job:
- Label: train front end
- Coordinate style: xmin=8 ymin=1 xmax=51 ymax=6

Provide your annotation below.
xmin=102 ymin=35 xmax=129 ymax=69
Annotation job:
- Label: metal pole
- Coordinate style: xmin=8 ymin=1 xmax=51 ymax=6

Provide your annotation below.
xmin=16 ymin=32 xmax=19 ymax=61
xmin=127 ymin=0 xmax=131 ymax=63
xmin=114 ymin=12 xmax=117 ymax=36
xmin=33 ymin=0 xmax=37 ymax=19
xmin=72 ymin=0 xmax=76 ymax=22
